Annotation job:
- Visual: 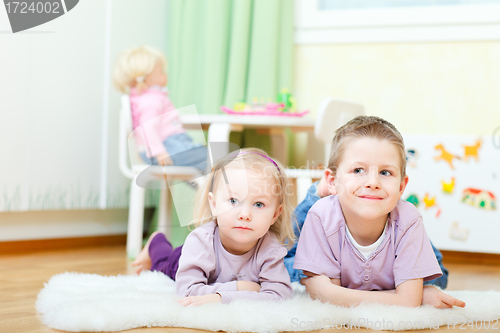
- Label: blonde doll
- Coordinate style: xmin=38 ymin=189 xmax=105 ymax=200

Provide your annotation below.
xmin=113 ymin=45 xmax=207 ymax=171
xmin=132 ymin=148 xmax=296 ymax=305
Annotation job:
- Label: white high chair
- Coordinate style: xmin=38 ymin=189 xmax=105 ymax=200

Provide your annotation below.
xmin=118 ymin=95 xmax=203 ymax=259
xmin=285 ymin=98 xmax=365 ymax=203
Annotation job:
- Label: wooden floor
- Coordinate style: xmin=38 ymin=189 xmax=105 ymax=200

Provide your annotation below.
xmin=1 ymin=244 xmax=500 ymax=333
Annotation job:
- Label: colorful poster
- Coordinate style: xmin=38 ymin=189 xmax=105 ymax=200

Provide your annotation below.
xmin=403 ymin=135 xmax=500 ymax=254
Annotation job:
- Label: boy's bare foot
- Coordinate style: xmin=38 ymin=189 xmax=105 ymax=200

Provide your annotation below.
xmin=131 ymin=231 xmax=161 ymax=275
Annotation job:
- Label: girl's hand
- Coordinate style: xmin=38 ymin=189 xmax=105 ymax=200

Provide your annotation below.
xmin=236 ymin=281 xmax=261 ymax=292
xmin=422 ymin=285 xmax=466 ymax=309
xmin=178 ymin=294 xmax=222 ymax=306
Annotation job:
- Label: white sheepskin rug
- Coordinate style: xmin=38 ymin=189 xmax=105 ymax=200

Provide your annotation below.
xmin=36 ymin=271 xmax=500 ymax=332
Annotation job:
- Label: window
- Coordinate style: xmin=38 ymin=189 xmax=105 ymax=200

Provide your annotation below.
xmin=295 ymin=0 xmax=500 ymax=43
xmin=318 ymin=0 xmax=500 ymax=10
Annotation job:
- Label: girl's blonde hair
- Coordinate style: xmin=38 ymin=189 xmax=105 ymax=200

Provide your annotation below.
xmin=328 ymin=115 xmax=407 ymax=178
xmin=193 ymin=148 xmax=296 ymax=248
xmin=112 ymin=45 xmax=167 ymax=94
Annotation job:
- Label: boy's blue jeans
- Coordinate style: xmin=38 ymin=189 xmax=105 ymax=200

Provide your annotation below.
xmin=285 ymin=181 xmax=449 ymax=289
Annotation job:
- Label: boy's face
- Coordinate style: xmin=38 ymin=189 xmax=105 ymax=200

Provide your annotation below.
xmin=326 ymin=137 xmax=408 ymax=225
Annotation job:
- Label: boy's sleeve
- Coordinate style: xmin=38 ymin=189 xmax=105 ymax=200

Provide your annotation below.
xmin=175 ymin=229 xmax=237 ymax=297
xmin=393 ymin=217 xmax=443 ymax=287
xmin=217 ymin=247 xmax=293 ymax=304
xmin=293 ymin=212 xmax=341 ymax=279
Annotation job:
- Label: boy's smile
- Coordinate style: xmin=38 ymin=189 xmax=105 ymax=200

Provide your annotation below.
xmin=327 ymin=137 xmax=408 ymax=244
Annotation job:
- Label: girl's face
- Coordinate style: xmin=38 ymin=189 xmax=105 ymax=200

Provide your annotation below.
xmin=208 ymin=165 xmax=282 ymax=255
xmin=145 ymin=62 xmax=167 ymax=87
xmin=326 ymin=137 xmax=408 ymax=227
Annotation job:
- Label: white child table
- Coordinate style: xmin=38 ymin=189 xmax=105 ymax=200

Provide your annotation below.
xmin=179 ymin=114 xmax=316 ymax=166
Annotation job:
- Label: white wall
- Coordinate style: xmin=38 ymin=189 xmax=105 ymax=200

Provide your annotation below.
xmin=0 ymin=0 xmax=169 ymax=241
xmin=292 ymin=42 xmax=500 ymax=167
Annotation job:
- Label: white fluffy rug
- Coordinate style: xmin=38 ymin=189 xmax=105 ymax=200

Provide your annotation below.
xmin=36 ymin=271 xmax=500 ymax=332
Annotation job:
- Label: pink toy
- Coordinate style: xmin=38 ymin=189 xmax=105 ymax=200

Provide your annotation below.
xmin=221 ymin=106 xmax=309 ymax=117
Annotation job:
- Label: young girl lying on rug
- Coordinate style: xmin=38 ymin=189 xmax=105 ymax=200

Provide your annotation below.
xmin=294 ymin=116 xmax=466 ymax=309
xmin=132 ymin=148 xmax=295 ymax=305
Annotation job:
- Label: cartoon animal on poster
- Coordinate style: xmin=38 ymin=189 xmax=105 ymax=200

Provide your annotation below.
xmin=423 ymin=193 xmax=437 ymax=209
xmin=441 ymin=177 xmax=455 ymax=194
xmin=425 ymin=193 xmax=442 ymax=217
xmin=449 ymin=221 xmax=470 ymax=242
xmin=406 ymin=149 xmax=419 ymax=168
xmin=434 ymin=144 xmax=460 ymax=169
xmin=406 ymin=193 xmax=441 ymax=218
xmin=403 ymin=135 xmax=499 ymax=252
xmin=462 ymin=139 xmax=482 ymax=162
xmin=462 ymin=188 xmax=496 ymax=210
xmin=405 ymin=194 xmax=419 ymax=207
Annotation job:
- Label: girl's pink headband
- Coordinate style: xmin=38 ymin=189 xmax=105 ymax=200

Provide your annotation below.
xmin=227 ymin=151 xmax=281 ymax=174
xmin=210 ymin=151 xmax=282 ymax=192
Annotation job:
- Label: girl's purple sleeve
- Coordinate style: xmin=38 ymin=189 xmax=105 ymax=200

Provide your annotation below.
xmin=217 ymin=247 xmax=293 ymax=303
xmin=175 ymin=228 xmax=237 ymax=297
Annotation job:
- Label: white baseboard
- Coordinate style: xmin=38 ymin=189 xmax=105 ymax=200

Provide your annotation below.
xmin=0 ymin=209 xmax=130 ymax=241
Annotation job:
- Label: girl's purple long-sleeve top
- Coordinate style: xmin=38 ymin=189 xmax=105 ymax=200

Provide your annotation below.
xmin=175 ymin=221 xmax=293 ymax=304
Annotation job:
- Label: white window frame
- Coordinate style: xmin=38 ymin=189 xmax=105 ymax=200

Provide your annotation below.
xmin=295 ymin=0 xmax=500 ymax=44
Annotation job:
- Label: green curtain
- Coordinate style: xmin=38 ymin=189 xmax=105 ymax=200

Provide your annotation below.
xmin=167 ymin=0 xmax=293 ymax=114
xmin=157 ymin=0 xmax=294 ymax=246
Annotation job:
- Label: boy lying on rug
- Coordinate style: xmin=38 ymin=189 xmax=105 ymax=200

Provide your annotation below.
xmin=293 ymin=116 xmax=466 ymax=309
xmin=132 ymin=119 xmax=465 ymax=309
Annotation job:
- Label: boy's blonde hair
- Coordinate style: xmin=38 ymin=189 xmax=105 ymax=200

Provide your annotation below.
xmin=193 ymin=148 xmax=296 ymax=247
xmin=112 ymin=45 xmax=167 ymax=94
xmin=328 ymin=116 xmax=407 ymax=178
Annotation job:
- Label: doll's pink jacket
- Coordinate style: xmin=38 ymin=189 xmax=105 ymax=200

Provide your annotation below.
xmin=129 ymin=86 xmax=185 ymax=157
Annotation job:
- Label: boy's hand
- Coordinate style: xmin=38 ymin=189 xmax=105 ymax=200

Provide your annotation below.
xmin=178 ymin=294 xmax=222 ymax=306
xmin=422 ymin=285 xmax=466 ymax=309
xmin=236 ymin=281 xmax=261 ymax=292
xmin=317 ymin=175 xmax=331 ymax=198
xmin=301 ymin=274 xmax=338 ymax=302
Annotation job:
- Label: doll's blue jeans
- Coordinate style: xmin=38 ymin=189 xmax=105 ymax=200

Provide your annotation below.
xmin=285 ymin=181 xmax=449 ymax=289
xmin=139 ymin=133 xmax=208 ymax=173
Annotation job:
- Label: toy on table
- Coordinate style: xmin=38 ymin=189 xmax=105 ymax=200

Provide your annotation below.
xmin=222 ymin=88 xmax=308 ymax=117
xmin=277 ymin=88 xmax=297 ymax=112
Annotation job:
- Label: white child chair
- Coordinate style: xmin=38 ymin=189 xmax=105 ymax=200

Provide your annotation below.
xmin=118 ymin=95 xmax=203 ymax=258
xmin=285 ymin=98 xmax=365 ymax=203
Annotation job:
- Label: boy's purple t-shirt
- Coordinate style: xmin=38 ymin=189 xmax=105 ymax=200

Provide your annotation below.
xmin=293 ymin=196 xmax=442 ymax=290
xmin=176 ymin=221 xmax=293 ymax=304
